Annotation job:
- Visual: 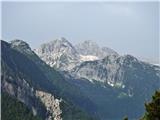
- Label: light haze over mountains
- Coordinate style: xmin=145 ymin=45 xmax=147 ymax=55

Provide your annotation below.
xmin=2 ymin=2 xmax=159 ymax=64
xmin=1 ymin=1 xmax=160 ymax=120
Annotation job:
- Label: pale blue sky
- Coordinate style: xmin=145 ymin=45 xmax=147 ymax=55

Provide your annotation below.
xmin=1 ymin=1 xmax=159 ymax=64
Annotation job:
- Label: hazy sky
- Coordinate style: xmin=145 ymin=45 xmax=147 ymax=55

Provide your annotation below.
xmin=1 ymin=1 xmax=159 ymax=64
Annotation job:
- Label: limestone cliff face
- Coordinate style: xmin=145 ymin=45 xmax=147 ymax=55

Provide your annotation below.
xmin=75 ymin=40 xmax=118 ymax=58
xmin=2 ymin=74 xmax=63 ymax=120
xmin=35 ymin=38 xmax=118 ymax=71
xmin=71 ymin=54 xmax=160 ymax=96
xmin=34 ymin=37 xmax=80 ymax=71
xmin=1 ymin=69 xmax=47 ymax=119
xmin=36 ymin=90 xmax=62 ymax=120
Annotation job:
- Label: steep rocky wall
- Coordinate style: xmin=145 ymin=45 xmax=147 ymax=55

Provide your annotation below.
xmin=36 ymin=90 xmax=62 ymax=120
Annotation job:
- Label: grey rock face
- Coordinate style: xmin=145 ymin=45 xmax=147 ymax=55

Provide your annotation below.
xmin=1 ymin=72 xmax=43 ymax=117
xmin=36 ymin=90 xmax=62 ymax=120
xmin=10 ymin=39 xmax=33 ymax=54
xmin=2 ymin=71 xmax=63 ymax=120
xmin=71 ymin=54 xmax=122 ymax=86
xmin=35 ymin=38 xmax=119 ymax=71
xmin=35 ymin=37 xmax=80 ymax=70
xmin=75 ymin=40 xmax=119 ymax=58
xmin=71 ymin=54 xmax=160 ymax=90
xmin=35 ymin=38 xmax=160 ymax=91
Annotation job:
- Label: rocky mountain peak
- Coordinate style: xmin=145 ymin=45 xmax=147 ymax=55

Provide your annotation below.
xmin=9 ymin=39 xmax=34 ymax=55
xmin=35 ymin=38 xmax=121 ymax=71
xmin=123 ymin=54 xmax=138 ymax=61
xmin=53 ymin=37 xmax=72 ymax=47
xmin=37 ymin=37 xmax=77 ymax=54
xmin=35 ymin=38 xmax=80 ymax=70
xmin=10 ymin=39 xmax=31 ymax=50
xmin=75 ymin=40 xmax=118 ymax=59
xmin=102 ymin=54 xmax=119 ymax=64
xmin=119 ymin=54 xmax=139 ymax=65
xmin=75 ymin=40 xmax=99 ymax=55
xmin=82 ymin=40 xmax=98 ymax=47
xmin=58 ymin=37 xmax=70 ymax=43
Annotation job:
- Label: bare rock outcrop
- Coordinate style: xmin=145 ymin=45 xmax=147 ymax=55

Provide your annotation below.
xmin=36 ymin=90 xmax=62 ymax=120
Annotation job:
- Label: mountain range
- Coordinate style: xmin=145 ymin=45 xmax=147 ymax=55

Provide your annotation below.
xmin=1 ymin=38 xmax=160 ymax=120
xmin=34 ymin=37 xmax=118 ymax=71
xmin=1 ymin=40 xmax=97 ymax=120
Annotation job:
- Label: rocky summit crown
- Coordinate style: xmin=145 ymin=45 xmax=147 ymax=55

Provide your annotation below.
xmin=35 ymin=37 xmax=119 ymax=71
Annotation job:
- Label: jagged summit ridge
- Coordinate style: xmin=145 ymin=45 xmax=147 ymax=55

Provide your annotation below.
xmin=10 ymin=39 xmax=34 ymax=55
xmin=34 ymin=37 xmax=80 ymax=70
xmin=73 ymin=53 xmax=142 ymax=86
xmin=35 ymin=38 xmax=119 ymax=71
xmin=37 ymin=37 xmax=77 ymax=54
xmin=10 ymin=39 xmax=31 ymax=50
xmin=75 ymin=40 xmax=119 ymax=58
xmin=34 ymin=37 xmax=160 ymax=89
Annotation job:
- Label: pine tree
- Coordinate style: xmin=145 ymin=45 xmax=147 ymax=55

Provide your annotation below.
xmin=142 ymin=91 xmax=160 ymax=120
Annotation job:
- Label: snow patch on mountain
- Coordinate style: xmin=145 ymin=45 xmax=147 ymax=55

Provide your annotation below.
xmin=80 ymin=55 xmax=99 ymax=61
